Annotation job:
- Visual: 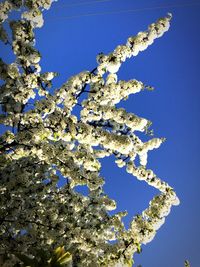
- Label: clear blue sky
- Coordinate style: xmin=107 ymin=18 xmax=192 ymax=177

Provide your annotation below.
xmin=2 ymin=0 xmax=200 ymax=266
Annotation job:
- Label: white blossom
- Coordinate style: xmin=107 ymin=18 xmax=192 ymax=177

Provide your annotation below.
xmin=0 ymin=6 xmax=179 ymax=267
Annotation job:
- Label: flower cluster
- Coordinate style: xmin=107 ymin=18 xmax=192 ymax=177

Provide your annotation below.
xmin=96 ymin=13 xmax=172 ymax=75
xmin=0 ymin=2 xmax=178 ymax=267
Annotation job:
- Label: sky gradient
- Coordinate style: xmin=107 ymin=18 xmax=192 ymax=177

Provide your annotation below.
xmin=1 ymin=0 xmax=200 ymax=266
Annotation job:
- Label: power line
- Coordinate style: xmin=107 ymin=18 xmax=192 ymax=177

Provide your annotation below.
xmin=52 ymin=0 xmax=112 ymax=9
xmin=48 ymin=1 xmax=200 ymax=20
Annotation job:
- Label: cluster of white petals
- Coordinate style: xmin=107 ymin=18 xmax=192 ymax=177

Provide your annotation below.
xmin=0 ymin=1 xmax=12 ymax=23
xmin=0 ymin=3 xmax=178 ymax=267
xmin=96 ymin=13 xmax=172 ymax=75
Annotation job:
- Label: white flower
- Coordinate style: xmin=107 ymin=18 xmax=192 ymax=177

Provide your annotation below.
xmin=107 ymin=61 xmax=121 ymax=73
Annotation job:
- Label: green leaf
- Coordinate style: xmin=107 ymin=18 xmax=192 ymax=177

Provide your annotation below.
xmin=136 ymin=244 xmax=142 ymax=254
xmin=57 ymin=252 xmax=72 ymax=265
xmin=184 ymin=260 xmax=191 ymax=267
xmin=124 ymin=258 xmax=134 ymax=267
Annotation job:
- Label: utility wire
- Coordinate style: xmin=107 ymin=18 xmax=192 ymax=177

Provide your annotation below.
xmin=52 ymin=0 xmax=112 ymax=9
xmin=48 ymin=1 xmax=200 ymax=20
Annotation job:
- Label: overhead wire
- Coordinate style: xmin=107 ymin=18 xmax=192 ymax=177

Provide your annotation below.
xmin=48 ymin=1 xmax=200 ymax=20
xmin=52 ymin=0 xmax=112 ymax=9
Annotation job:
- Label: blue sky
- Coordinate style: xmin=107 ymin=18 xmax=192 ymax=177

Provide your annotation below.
xmin=1 ymin=0 xmax=200 ymax=266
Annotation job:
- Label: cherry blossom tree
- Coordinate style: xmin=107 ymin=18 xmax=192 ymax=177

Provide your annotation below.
xmin=0 ymin=1 xmax=179 ymax=266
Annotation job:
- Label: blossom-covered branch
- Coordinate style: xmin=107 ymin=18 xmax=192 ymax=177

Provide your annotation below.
xmin=0 ymin=1 xmax=179 ymax=266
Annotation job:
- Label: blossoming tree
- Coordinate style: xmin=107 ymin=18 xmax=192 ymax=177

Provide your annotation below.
xmin=0 ymin=1 xmax=179 ymax=266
